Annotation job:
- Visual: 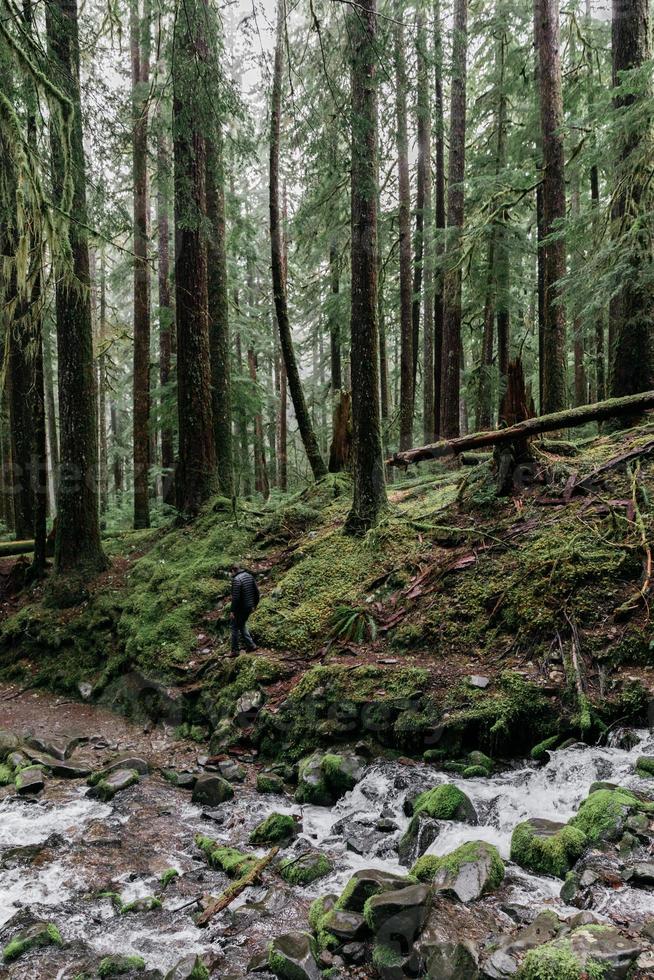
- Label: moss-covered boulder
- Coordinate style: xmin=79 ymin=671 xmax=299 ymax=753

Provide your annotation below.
xmin=397 ymin=811 xmax=440 ymax=867
xmin=510 ymin=818 xmax=587 ymax=879
xmin=409 ymin=784 xmax=477 ymax=824
xmin=295 ymin=749 xmax=364 ymax=806
xmin=164 ymin=954 xmax=210 ymax=979
xmin=530 ymin=735 xmax=561 ymax=762
xmin=249 ymin=812 xmax=298 ymax=845
xmin=308 ymin=894 xmax=337 ymax=932
xmin=191 ymin=773 xmax=234 ymax=807
xmin=0 ymin=730 xmax=19 ymax=761
xmin=87 ymin=768 xmax=139 ymax=802
xmin=517 ymin=924 xmax=642 ymax=980
xmin=411 ymin=841 xmax=504 ymax=901
xmin=279 ymin=850 xmax=332 ymax=885
xmin=195 ymin=835 xmax=257 ymax=877
xmin=569 ymin=787 xmax=643 ymax=844
xmin=363 ymin=883 xmax=430 ymax=943
xmin=268 ymin=931 xmax=321 ymax=980
xmin=2 ymin=921 xmax=63 ymax=962
xmin=98 ymin=954 xmax=147 ymax=976
xmin=14 ymin=766 xmax=45 ymax=795
xmin=335 ymin=868 xmax=413 ymax=913
xmin=257 ymin=772 xmax=285 ymax=794
xmin=635 ymin=756 xmax=654 ymax=778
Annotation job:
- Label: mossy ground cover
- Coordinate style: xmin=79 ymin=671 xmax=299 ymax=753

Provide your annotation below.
xmin=0 ymin=427 xmax=652 ymax=758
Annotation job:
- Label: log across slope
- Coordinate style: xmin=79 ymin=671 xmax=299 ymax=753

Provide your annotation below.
xmin=387 ymin=391 xmax=654 ymax=467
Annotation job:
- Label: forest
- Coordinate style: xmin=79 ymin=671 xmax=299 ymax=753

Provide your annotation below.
xmin=1 ymin=0 xmax=654 ymax=977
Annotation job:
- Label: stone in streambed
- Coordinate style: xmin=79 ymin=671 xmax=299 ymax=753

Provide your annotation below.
xmin=279 ymin=850 xmax=332 ymax=885
xmin=257 ymin=772 xmax=285 ymax=794
xmin=88 ymin=756 xmax=149 ymax=785
xmin=635 ymin=756 xmax=654 ymax=778
xmin=191 ymin=773 xmax=233 ymax=806
xmin=2 ymin=921 xmax=63 ymax=962
xmin=295 ymin=749 xmax=365 ymax=806
xmin=318 ymin=909 xmax=367 ymax=943
xmin=162 ymin=769 xmax=197 ymax=789
xmin=0 ymin=730 xmax=19 ymax=761
xmin=397 ymin=810 xmax=440 ymax=866
xmin=15 ymin=766 xmax=45 ymax=795
xmin=249 ymin=812 xmax=298 ymax=845
xmin=520 ymin=924 xmax=642 ymax=980
xmin=411 ymin=841 xmax=505 ymax=902
xmin=268 ymin=932 xmax=321 ymax=980
xmin=336 ymin=868 xmax=414 ymax=913
xmin=25 ymin=733 xmax=86 ymax=760
xmin=164 ymin=955 xmax=209 ymax=979
xmin=363 ymin=883 xmax=430 ymax=944
xmin=405 ymin=784 xmax=478 ymax=824
xmin=510 ymin=817 xmax=587 ymax=878
xmin=412 ymin=910 xmax=480 ymax=979
xmin=50 ymin=760 xmax=93 ymax=779
xmin=88 ymin=768 xmax=140 ymax=802
xmin=98 ymin=954 xmax=147 ymax=976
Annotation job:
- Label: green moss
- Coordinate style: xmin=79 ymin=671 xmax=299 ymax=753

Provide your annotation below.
xmin=119 ymin=896 xmax=162 ymax=915
xmin=91 ymin=769 xmax=140 ymax=801
xmin=98 ymin=955 xmax=146 ymax=977
xmin=280 ymin=852 xmax=332 ymax=885
xmin=159 ymin=868 xmax=179 ymax=889
xmin=173 ymin=723 xmax=207 ymax=743
xmin=569 ymin=788 xmax=641 ymax=843
xmin=531 ymin=735 xmax=561 ymax=761
xmin=256 ymin=773 xmax=285 ymax=794
xmin=510 ymin=821 xmax=587 ymax=878
xmin=249 ymin=812 xmax=296 ymax=845
xmin=2 ymin=923 xmax=63 ymax=962
xmin=0 ymin=763 xmax=13 ymax=786
xmin=195 ymin=836 xmax=258 ymax=878
xmin=411 ymin=841 xmax=505 ymax=893
xmin=413 ymin=784 xmax=471 ymax=820
xmin=635 ymin=756 xmax=654 ymax=777
xmin=268 ymin=935 xmax=321 ymax=980
xmin=308 ymin=895 xmax=334 ymax=931
xmin=518 ymin=942 xmax=583 ymax=980
xmin=462 ymin=765 xmax=490 ymax=778
xmin=372 ymin=943 xmax=405 ymax=969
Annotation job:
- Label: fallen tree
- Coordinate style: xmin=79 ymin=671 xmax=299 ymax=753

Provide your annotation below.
xmin=387 ymin=390 xmax=654 ymax=468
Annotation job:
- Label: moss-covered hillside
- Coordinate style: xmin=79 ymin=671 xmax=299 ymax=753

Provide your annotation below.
xmin=1 ymin=421 xmax=653 ymax=762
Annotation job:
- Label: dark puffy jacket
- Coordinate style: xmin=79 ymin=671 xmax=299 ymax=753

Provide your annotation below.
xmin=231 ymin=571 xmax=260 ymax=614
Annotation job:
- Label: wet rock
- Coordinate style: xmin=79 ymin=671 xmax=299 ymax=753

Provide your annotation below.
xmin=342 ymin=942 xmax=366 ymax=965
xmin=295 ymin=749 xmax=365 ymax=806
xmin=0 ymin=730 xmax=19 ymax=760
xmin=212 ymin=759 xmax=245 ymax=782
xmin=88 ymin=768 xmax=140 ymax=802
xmin=98 ymin=954 xmax=147 ymax=976
xmin=49 ymin=760 xmax=93 ymax=779
xmin=336 ymin=868 xmax=413 ymax=913
xmin=191 ymin=773 xmax=234 ymax=806
xmin=412 ymin=914 xmax=480 ymax=980
xmin=162 ymin=770 xmax=197 ymax=789
xmin=482 ymin=909 xmax=562 ymax=978
xmin=15 ymin=766 xmax=45 ymax=795
xmin=2 ymin=921 xmax=63 ymax=962
xmin=234 ymin=689 xmax=265 ymax=727
xmin=247 ymin=950 xmax=270 ymax=973
xmin=26 ymin=733 xmax=85 ymax=760
xmin=256 ymin=772 xmax=285 ymax=794
xmin=6 ymin=750 xmax=28 ymax=769
xmin=510 ymin=817 xmax=586 ymax=878
xmin=376 ymin=817 xmax=398 ymax=832
xmin=279 ymin=850 xmax=332 ymax=885
xmin=412 ymin=841 xmax=505 ymax=902
xmin=363 ymin=883 xmax=430 ymax=945
xmin=320 ymin=909 xmax=367 ymax=943
xmin=611 ymin=728 xmax=640 ymax=751
xmin=397 ymin=811 xmax=440 ymax=866
xmin=570 ymin=787 xmax=643 ymax=844
xmin=268 ymin=931 xmax=321 ymax=980
xmin=372 ymin=943 xmax=413 ymax=980
xmin=105 ymin=755 xmax=150 ymax=776
xmin=164 ymin=954 xmax=209 ymax=979
xmin=624 ymin=861 xmax=654 ymax=886
xmin=249 ymin=811 xmax=298 ymax=844
xmin=78 ymin=681 xmax=93 ymax=700
xmin=522 ymin=925 xmax=642 ymax=980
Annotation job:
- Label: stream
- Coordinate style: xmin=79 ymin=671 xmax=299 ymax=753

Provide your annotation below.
xmin=1 ymin=686 xmax=653 ymax=978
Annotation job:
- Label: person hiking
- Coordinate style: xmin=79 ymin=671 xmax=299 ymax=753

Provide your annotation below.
xmin=230 ymin=565 xmax=260 ymax=655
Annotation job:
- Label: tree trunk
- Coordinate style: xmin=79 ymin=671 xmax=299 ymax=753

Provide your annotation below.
xmin=441 ymin=0 xmax=468 ymax=438
xmin=329 ymin=240 xmax=342 ymax=394
xmin=131 ymin=0 xmax=151 ymax=529
xmin=476 ymin=236 xmax=496 ymax=432
xmin=42 ymin=321 xmax=59 ymax=511
xmin=394 ymin=1 xmax=414 ymax=451
xmin=278 ymin=354 xmax=288 ymax=492
xmin=609 ymin=0 xmax=653 ymax=400
xmin=432 ymin=0 xmax=446 ymax=440
xmin=344 ymin=0 xmax=387 ymax=534
xmin=269 ymin=0 xmax=327 ymax=481
xmin=534 ymin=0 xmax=567 ymax=414
xmin=157 ymin=116 xmax=175 ymax=506
xmin=172 ymin=0 xmax=217 ymax=515
xmin=46 ymin=0 xmax=105 ymax=575
xmin=585 ymin=0 xmax=605 ymax=403
xmin=98 ymin=251 xmax=109 ymax=516
xmin=206 ymin=129 xmax=233 ymax=498
xmin=415 ymin=9 xmax=433 ymax=444
xmin=248 ymin=348 xmax=269 ymax=499
xmin=7 ymin=320 xmax=34 ymax=541
xmin=235 ymin=329 xmax=252 ymax=496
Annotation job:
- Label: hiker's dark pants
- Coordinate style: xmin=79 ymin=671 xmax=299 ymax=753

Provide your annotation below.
xmin=231 ymin=610 xmax=255 ymax=653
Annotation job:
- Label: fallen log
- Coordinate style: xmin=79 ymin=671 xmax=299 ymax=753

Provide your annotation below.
xmin=195 ymin=846 xmax=278 ymax=927
xmin=387 ymin=391 xmax=654 ymax=468
xmin=0 ymin=539 xmax=36 ymax=558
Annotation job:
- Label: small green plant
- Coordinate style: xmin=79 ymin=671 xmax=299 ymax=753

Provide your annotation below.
xmin=328 ymin=604 xmax=377 ymax=644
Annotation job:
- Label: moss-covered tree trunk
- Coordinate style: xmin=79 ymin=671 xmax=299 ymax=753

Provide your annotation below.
xmin=156 ymin=120 xmax=175 ymax=507
xmin=344 ymin=0 xmax=387 ymax=535
xmin=131 ymin=0 xmax=151 ymax=529
xmin=46 ymin=0 xmax=105 ymax=575
xmin=432 ymin=0 xmax=446 ymax=440
xmin=172 ymin=0 xmax=217 ymax=515
xmin=206 ymin=129 xmax=233 ymax=498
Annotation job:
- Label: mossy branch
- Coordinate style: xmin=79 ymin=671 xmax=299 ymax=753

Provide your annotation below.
xmin=195 ymin=846 xmax=278 ymax=927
